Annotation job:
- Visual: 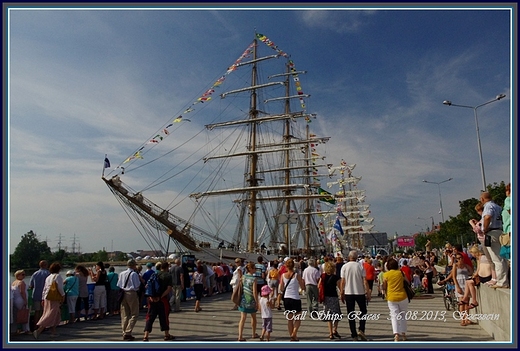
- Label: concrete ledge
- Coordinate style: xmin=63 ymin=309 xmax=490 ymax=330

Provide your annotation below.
xmin=477 ymin=284 xmax=511 ymax=341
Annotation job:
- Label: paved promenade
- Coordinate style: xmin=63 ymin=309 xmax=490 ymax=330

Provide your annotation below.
xmin=8 ymin=286 xmax=496 ymax=347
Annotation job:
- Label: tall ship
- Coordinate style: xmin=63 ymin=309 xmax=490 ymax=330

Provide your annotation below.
xmin=102 ymin=33 xmax=373 ymax=260
xmin=321 ymin=161 xmax=375 ymax=257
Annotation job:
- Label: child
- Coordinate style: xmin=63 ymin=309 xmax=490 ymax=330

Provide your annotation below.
xmin=412 ymin=269 xmax=422 ymax=289
xmin=422 ymin=274 xmax=428 ymax=291
xmin=377 ymin=268 xmax=385 ymax=299
xmin=259 ymin=285 xmax=273 ymax=341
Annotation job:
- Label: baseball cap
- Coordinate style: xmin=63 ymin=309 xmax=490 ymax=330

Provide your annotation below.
xmin=146 ymin=262 xmax=154 ymax=268
xmin=66 ymin=270 xmax=74 ymax=276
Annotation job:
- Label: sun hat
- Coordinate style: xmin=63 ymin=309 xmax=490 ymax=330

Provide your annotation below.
xmin=261 ymin=285 xmax=272 ymax=296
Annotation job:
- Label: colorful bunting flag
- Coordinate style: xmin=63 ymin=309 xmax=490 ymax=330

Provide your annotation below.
xmin=318 ymin=187 xmax=336 ymax=204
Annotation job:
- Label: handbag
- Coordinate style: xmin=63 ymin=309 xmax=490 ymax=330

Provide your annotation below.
xmin=318 ymin=273 xmax=326 ymax=303
xmin=402 ymin=272 xmax=415 ymax=302
xmin=499 ymin=233 xmax=510 ymax=247
xmin=16 ymin=308 xmax=29 ymax=324
xmin=231 ymin=277 xmax=243 ymax=306
xmin=46 ymin=275 xmax=64 ymax=302
xmin=484 ymin=234 xmax=492 ymax=247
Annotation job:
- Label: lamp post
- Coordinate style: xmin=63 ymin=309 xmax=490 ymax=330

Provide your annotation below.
xmin=443 ymin=94 xmax=506 ymax=192
xmin=430 ymin=216 xmax=435 ymax=232
xmin=423 ymin=178 xmax=453 ymax=223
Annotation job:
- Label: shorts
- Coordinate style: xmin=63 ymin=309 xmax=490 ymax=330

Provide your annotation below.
xmin=268 ymin=279 xmax=279 ymax=289
xmin=262 ymin=317 xmax=273 ymax=332
xmin=283 ymin=298 xmax=302 ymax=313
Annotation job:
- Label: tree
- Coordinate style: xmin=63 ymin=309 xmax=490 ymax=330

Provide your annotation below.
xmin=428 ymin=182 xmax=507 ymax=250
xmin=10 ymin=230 xmax=52 ymax=269
xmin=93 ymin=249 xmax=109 ymax=262
xmin=115 ymin=251 xmax=128 ymax=261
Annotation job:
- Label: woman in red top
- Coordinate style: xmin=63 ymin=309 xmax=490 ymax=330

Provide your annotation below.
xmin=400 ymin=260 xmax=413 ymax=282
xmin=363 ymin=258 xmax=376 ymax=291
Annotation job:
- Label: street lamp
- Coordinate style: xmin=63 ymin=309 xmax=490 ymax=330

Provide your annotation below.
xmin=423 ymin=178 xmax=453 ymax=223
xmin=443 ymin=94 xmax=506 ymax=192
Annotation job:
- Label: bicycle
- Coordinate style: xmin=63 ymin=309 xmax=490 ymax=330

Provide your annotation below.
xmin=437 ymin=273 xmax=457 ymax=311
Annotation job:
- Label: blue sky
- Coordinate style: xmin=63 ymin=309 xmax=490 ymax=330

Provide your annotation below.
xmin=6 ymin=5 xmax=513 ymax=255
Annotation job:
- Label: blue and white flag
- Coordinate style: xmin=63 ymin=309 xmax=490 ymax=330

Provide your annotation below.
xmin=333 ymin=217 xmax=344 ymax=236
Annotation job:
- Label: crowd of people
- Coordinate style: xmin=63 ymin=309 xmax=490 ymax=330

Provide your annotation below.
xmin=10 ymin=185 xmax=511 ymax=342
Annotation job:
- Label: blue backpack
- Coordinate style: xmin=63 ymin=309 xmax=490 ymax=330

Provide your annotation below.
xmin=145 ymin=272 xmax=161 ymax=297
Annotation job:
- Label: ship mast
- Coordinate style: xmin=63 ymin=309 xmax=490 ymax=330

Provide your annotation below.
xmin=283 ymin=62 xmax=291 ymax=253
xmin=304 ymin=124 xmax=312 ymax=252
xmin=247 ymin=39 xmax=259 ymax=253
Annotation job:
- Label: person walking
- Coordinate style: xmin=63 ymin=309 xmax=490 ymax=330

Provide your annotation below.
xmin=320 ymin=261 xmax=342 ymax=340
xmin=11 ymin=270 xmax=30 ymax=334
xmin=33 ymin=262 xmax=65 ymax=339
xmin=106 ymin=266 xmax=119 ymax=317
xmin=382 ymin=258 xmax=409 ymax=341
xmin=117 ymin=259 xmax=141 ymax=341
xmin=193 ymin=262 xmax=206 ymax=312
xmin=237 ymin=261 xmax=259 ymax=341
xmin=142 ymin=262 xmax=175 ymax=341
xmin=340 ymin=250 xmax=371 ymax=341
xmin=63 ymin=270 xmax=79 ymax=324
xmin=29 ymin=260 xmax=50 ymax=325
xmin=279 ymin=258 xmax=305 ymax=342
xmin=169 ymin=258 xmax=184 ymax=312
xmin=231 ymin=258 xmax=245 ymax=310
xmin=89 ymin=261 xmax=108 ymax=320
xmin=74 ymin=265 xmax=90 ymax=322
xmin=259 ymin=285 xmax=273 ymax=341
xmin=254 ymin=256 xmax=267 ymax=296
xmin=301 ymin=258 xmax=320 ymax=313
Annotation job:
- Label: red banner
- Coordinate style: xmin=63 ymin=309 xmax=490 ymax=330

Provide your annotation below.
xmin=396 ymin=236 xmax=415 ymax=247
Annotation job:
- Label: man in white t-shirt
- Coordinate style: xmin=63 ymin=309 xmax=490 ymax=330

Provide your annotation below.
xmin=340 ymin=250 xmax=371 ymax=341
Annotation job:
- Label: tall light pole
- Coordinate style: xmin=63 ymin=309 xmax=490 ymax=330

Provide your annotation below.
xmin=443 ymin=94 xmax=506 ymax=192
xmin=423 ymin=178 xmax=453 ymax=223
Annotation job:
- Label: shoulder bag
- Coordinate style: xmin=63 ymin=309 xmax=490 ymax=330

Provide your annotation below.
xmin=16 ymin=307 xmax=30 ymax=324
xmin=318 ymin=273 xmax=326 ymax=303
xmin=279 ymin=272 xmax=295 ymax=299
xmin=402 ymin=272 xmax=415 ymax=302
xmin=231 ymin=276 xmax=243 ymax=306
xmin=46 ymin=274 xmax=64 ymax=302
xmin=62 ymin=276 xmax=78 ymax=307
xmin=118 ymin=271 xmax=132 ymax=305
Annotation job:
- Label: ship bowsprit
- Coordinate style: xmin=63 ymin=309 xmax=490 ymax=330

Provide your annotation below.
xmin=103 ymin=176 xmax=201 ymax=252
